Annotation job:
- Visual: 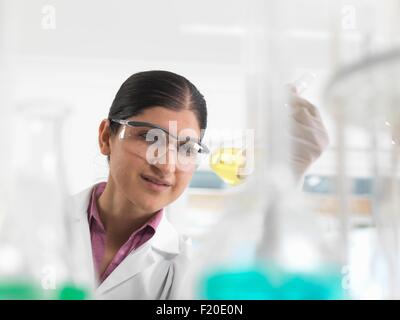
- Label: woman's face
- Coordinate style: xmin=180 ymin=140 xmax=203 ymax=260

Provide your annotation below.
xmin=100 ymin=106 xmax=201 ymax=214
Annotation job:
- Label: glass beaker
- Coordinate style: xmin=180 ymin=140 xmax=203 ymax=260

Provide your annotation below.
xmin=325 ymin=49 xmax=400 ymax=299
xmin=208 ymin=73 xmax=317 ymax=187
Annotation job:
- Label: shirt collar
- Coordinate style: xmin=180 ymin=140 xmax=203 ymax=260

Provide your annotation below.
xmin=87 ymin=182 xmax=107 ymax=232
xmin=87 ymin=181 xmax=164 ymax=233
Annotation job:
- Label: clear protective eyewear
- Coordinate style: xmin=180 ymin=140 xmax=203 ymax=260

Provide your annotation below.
xmin=110 ymin=119 xmax=209 ymax=167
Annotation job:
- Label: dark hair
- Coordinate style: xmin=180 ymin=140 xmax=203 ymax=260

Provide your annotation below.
xmin=108 ymin=70 xmax=207 ymax=139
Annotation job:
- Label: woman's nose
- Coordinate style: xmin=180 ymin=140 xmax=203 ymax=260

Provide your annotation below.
xmin=153 ymin=147 xmax=177 ymax=174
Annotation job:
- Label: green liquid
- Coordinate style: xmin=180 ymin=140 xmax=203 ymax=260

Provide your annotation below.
xmin=57 ymin=283 xmax=89 ymax=300
xmin=200 ymin=266 xmax=345 ymax=300
xmin=0 ymin=279 xmax=90 ymax=300
xmin=0 ymin=279 xmax=43 ymax=300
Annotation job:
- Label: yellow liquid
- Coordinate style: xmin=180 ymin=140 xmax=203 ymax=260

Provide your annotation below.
xmin=210 ymin=147 xmax=247 ymax=186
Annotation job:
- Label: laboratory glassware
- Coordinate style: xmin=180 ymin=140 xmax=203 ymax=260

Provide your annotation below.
xmin=0 ymin=100 xmax=93 ymax=299
xmin=209 ymin=73 xmax=317 ymax=187
xmin=325 ymin=48 xmax=400 ymax=299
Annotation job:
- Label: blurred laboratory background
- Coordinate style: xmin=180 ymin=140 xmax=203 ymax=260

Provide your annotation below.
xmin=1 ymin=0 xmax=400 ymax=299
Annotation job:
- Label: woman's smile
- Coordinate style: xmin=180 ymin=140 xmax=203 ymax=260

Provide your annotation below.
xmin=140 ymin=173 xmax=172 ymax=192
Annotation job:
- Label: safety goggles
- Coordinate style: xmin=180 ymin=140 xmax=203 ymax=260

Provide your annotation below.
xmin=110 ymin=119 xmax=209 ymax=159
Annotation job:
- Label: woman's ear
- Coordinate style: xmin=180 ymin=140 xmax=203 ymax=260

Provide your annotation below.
xmin=99 ymin=119 xmax=112 ymax=156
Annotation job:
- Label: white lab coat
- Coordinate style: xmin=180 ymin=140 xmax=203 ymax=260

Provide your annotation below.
xmin=67 ymin=93 xmax=329 ymax=300
xmin=67 ymin=186 xmax=191 ymax=300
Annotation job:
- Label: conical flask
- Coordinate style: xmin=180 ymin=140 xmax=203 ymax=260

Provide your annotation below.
xmin=180 ymin=167 xmax=345 ymax=300
xmin=0 ymin=101 xmax=92 ymax=299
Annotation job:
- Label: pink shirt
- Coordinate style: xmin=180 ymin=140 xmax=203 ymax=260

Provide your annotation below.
xmin=87 ymin=182 xmax=163 ymax=284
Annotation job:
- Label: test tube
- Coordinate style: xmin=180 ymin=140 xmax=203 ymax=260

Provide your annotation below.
xmin=292 ymin=72 xmax=317 ymax=95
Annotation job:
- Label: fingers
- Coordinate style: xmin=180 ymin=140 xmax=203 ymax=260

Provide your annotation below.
xmin=290 ymin=104 xmax=325 ymax=130
xmin=289 ymin=119 xmax=330 ymax=154
xmin=288 ymin=94 xmax=319 ymax=118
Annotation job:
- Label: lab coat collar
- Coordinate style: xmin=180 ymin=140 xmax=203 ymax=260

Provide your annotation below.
xmin=96 ymin=216 xmax=181 ymax=295
xmin=70 ymin=186 xmax=93 ymax=222
xmin=67 ymin=186 xmax=98 ymax=291
xmin=72 ymin=185 xmax=181 ymax=295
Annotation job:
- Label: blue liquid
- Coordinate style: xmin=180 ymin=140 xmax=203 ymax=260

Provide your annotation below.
xmin=199 ymin=265 xmax=345 ymax=300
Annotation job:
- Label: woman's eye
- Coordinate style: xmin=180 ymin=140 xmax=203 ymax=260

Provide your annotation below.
xmin=138 ymin=132 xmax=153 ymax=140
xmin=179 ymin=145 xmax=197 ymax=157
xmin=138 ymin=132 xmax=162 ymax=144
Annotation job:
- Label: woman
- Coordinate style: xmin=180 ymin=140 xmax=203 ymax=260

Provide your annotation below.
xmin=69 ymin=70 xmax=329 ymax=299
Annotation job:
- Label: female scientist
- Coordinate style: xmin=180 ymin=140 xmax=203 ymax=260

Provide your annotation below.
xmin=68 ymin=70 xmax=329 ymax=299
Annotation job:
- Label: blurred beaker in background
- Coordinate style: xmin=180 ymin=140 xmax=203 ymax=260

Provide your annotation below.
xmin=325 ymin=48 xmax=400 ymax=299
xmin=0 ymin=100 xmax=93 ymax=299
